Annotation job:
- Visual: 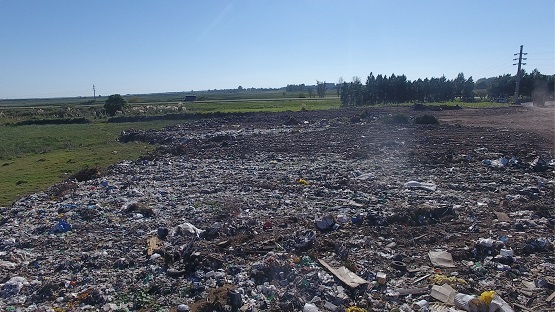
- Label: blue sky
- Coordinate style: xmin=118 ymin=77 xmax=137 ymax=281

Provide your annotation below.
xmin=0 ymin=0 xmax=553 ymax=99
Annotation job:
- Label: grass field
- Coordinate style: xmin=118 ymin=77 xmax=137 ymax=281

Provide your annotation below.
xmin=0 ymin=121 xmax=180 ymax=205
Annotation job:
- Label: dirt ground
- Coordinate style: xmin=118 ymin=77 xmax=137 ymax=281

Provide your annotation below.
xmin=435 ymin=103 xmax=554 ymax=149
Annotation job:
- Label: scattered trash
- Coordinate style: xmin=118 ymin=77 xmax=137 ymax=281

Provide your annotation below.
xmin=174 ymin=222 xmax=205 ymax=237
xmin=146 ymin=236 xmax=163 ymax=256
xmin=530 ymin=156 xmax=550 ymax=172
xmin=494 ymin=211 xmax=510 ymax=222
xmin=429 ymin=251 xmax=456 ymax=268
xmin=51 ymin=219 xmax=72 ymax=233
xmin=404 ymin=181 xmax=437 ymax=192
xmin=412 ymin=299 xmax=429 ymax=311
xmin=303 ymin=302 xmax=319 ymax=312
xmin=482 ymin=156 xmax=519 ymax=169
xmin=376 ymin=272 xmax=387 ymax=285
xmin=157 ymin=226 xmax=169 ymax=239
xmin=454 ymin=293 xmax=483 ymax=312
xmin=430 ymin=284 xmax=456 ymax=305
xmin=315 ymin=215 xmax=336 ymax=230
xmin=0 ymin=277 xmax=27 ymax=299
xmin=454 ymin=291 xmax=514 ymax=312
xmin=124 ymin=202 xmax=155 ymax=217
xmin=0 ymin=109 xmax=552 ymax=310
xmin=318 ymin=259 xmax=368 ymax=288
xmin=429 ymin=274 xmax=467 ymax=286
xmin=345 ymin=307 xmax=368 ymax=312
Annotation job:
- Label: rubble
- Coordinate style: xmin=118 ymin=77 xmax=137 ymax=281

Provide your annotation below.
xmin=0 ymin=107 xmax=553 ymax=311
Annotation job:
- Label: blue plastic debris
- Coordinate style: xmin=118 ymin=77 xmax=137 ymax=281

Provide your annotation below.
xmin=52 ymin=219 xmax=72 ymax=233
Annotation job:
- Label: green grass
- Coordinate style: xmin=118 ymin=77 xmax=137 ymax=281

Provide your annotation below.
xmin=0 ymin=89 xmax=340 ymax=108
xmin=0 ymin=121 xmax=178 ymax=206
xmin=182 ymin=98 xmax=340 ymax=113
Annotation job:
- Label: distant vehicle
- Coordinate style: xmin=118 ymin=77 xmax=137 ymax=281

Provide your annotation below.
xmin=492 ymin=97 xmax=507 ymax=103
xmin=184 ymin=95 xmax=197 ymax=102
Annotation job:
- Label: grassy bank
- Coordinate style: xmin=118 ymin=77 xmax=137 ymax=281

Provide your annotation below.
xmin=0 ymin=121 xmax=179 ymax=206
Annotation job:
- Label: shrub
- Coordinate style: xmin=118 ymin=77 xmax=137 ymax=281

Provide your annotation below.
xmin=104 ymin=94 xmax=129 ymax=116
xmin=414 ymin=114 xmax=439 ymax=124
xmin=413 ymin=103 xmax=426 ymax=111
xmin=383 ymin=114 xmax=409 ymax=124
xmin=71 ymin=166 xmax=103 ymax=182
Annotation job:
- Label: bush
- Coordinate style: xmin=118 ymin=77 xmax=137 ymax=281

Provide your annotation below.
xmin=15 ymin=118 xmax=90 ymax=126
xmin=104 ymin=94 xmax=129 ymax=116
xmin=413 ymin=103 xmax=426 ymax=111
xmin=71 ymin=166 xmax=103 ymax=182
xmin=414 ymin=115 xmax=439 ymax=124
xmin=383 ymin=114 xmax=409 ymax=124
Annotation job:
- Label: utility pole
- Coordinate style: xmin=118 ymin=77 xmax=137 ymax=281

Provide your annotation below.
xmin=513 ymin=45 xmax=527 ymax=104
xmin=93 ymin=84 xmax=96 ymax=100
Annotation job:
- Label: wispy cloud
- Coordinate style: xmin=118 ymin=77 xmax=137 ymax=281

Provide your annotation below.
xmin=196 ymin=3 xmax=233 ymax=42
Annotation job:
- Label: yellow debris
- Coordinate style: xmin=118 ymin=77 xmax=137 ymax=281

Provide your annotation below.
xmin=480 ymin=290 xmax=496 ymax=306
xmin=429 ymin=274 xmax=468 ymax=285
xmin=345 ymin=307 xmax=368 ymax=312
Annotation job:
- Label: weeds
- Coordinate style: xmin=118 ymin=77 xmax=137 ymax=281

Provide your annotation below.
xmin=115 ymin=287 xmax=160 ymax=311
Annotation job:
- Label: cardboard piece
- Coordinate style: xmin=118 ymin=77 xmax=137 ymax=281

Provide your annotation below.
xmin=494 ymin=211 xmax=511 ymax=222
xmin=318 ymin=259 xmax=368 ymax=288
xmin=430 ymin=284 xmax=456 ymax=305
xmin=147 ymin=236 xmax=163 ymax=256
xmin=429 ymin=251 xmax=456 ymax=268
xmin=376 ymin=272 xmax=387 ymax=285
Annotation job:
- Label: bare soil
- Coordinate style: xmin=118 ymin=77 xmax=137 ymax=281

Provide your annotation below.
xmin=435 ymin=104 xmax=554 ymax=149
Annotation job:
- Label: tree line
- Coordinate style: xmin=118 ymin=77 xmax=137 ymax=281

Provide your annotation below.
xmin=286 ymin=81 xmax=329 ymax=98
xmin=476 ymin=69 xmax=554 ymax=100
xmin=339 ymin=69 xmax=554 ymax=106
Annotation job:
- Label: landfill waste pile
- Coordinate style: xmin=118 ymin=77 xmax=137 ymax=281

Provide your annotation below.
xmin=1 ymin=107 xmax=554 ymax=311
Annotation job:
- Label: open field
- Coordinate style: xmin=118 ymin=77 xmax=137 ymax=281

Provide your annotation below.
xmin=0 ymin=89 xmax=338 ymax=108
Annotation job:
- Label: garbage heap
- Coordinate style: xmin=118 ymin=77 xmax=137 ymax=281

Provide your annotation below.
xmin=1 ymin=109 xmax=554 ymax=312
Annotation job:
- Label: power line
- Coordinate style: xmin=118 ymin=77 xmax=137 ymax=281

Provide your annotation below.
xmin=513 ymin=45 xmax=527 ymax=104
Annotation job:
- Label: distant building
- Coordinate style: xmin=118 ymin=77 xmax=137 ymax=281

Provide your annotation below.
xmin=184 ymin=95 xmax=197 ymax=102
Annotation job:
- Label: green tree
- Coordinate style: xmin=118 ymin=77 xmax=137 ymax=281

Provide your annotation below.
xmin=337 ymin=77 xmax=344 ymax=97
xmin=316 ymin=80 xmax=326 ymax=98
xmin=364 ymin=73 xmax=376 ymax=104
xmin=462 ymin=76 xmax=474 ymax=102
xmin=307 ymin=87 xmax=314 ymax=98
xmin=453 ymin=72 xmax=466 ymax=100
xmin=104 ymin=94 xmax=129 ymax=116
